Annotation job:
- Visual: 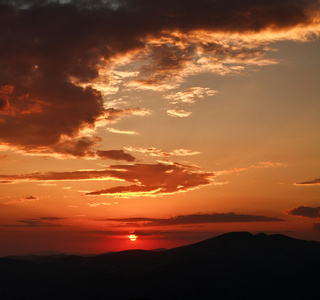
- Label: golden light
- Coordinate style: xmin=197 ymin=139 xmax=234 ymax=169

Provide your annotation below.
xmin=129 ymin=234 xmax=138 ymax=242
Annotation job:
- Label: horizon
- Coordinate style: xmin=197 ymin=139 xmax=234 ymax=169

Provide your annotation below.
xmin=1 ymin=0 xmax=320 ymax=257
xmin=2 ymin=230 xmax=318 ymax=258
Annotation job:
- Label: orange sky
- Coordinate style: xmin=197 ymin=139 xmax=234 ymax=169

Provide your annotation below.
xmin=0 ymin=0 xmax=320 ymax=256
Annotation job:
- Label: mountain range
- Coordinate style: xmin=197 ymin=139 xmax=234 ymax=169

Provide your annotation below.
xmin=1 ymin=232 xmax=320 ymax=300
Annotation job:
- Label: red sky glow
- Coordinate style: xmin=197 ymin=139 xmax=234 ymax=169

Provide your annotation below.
xmin=0 ymin=0 xmax=320 ymax=256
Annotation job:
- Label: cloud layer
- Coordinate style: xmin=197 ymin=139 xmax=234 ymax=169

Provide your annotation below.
xmin=1 ymin=217 xmax=66 ymax=228
xmin=103 ymin=212 xmax=284 ymax=226
xmin=0 ymin=160 xmax=286 ymax=197
xmin=124 ymin=146 xmax=200 ymax=157
xmin=0 ymin=162 xmax=214 ymax=197
xmin=286 ymin=206 xmax=320 ymax=218
xmin=1 ymin=0 xmax=319 ymax=156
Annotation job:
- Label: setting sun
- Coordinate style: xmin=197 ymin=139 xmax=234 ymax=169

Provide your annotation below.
xmin=0 ymin=0 xmax=320 ymax=259
xmin=129 ymin=234 xmax=138 ymax=242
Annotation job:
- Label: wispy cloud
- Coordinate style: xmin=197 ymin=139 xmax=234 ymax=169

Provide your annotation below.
xmin=103 ymin=212 xmax=284 ymax=227
xmin=167 ymin=109 xmax=192 ymax=118
xmin=83 ymin=163 xmax=213 ymax=197
xmin=294 ymin=178 xmax=320 ymax=186
xmin=165 ymin=87 xmax=218 ymax=104
xmin=215 ymin=161 xmax=287 ymax=176
xmin=0 ymin=162 xmax=213 ymax=198
xmin=106 ymin=127 xmax=139 ymax=135
xmin=1 ymin=217 xmax=66 ymax=228
xmin=124 ymin=146 xmax=200 ymax=157
xmin=0 ymin=160 xmax=286 ymax=198
xmin=88 ymin=202 xmax=112 ymax=207
xmin=2 ymin=196 xmax=39 ymax=206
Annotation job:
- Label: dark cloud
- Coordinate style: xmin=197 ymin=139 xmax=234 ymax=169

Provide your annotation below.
xmin=0 ymin=0 xmax=319 ymax=155
xmin=25 ymin=196 xmax=38 ymax=200
xmin=104 ymin=213 xmax=284 ymax=226
xmin=1 ymin=217 xmax=65 ymax=227
xmin=50 ymin=136 xmax=136 ymax=161
xmin=40 ymin=217 xmax=67 ymax=221
xmin=84 ymin=163 xmax=213 ymax=196
xmin=312 ymin=223 xmax=320 ymax=231
xmin=96 ymin=150 xmax=135 ymax=162
xmin=295 ymin=178 xmax=320 ymax=185
xmin=0 ymin=162 xmax=213 ymax=197
xmin=286 ymin=206 xmax=320 ymax=218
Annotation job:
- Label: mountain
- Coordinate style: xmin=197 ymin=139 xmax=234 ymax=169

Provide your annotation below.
xmin=1 ymin=232 xmax=320 ymax=300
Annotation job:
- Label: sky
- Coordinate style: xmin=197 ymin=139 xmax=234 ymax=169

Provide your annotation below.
xmin=0 ymin=0 xmax=320 ymax=256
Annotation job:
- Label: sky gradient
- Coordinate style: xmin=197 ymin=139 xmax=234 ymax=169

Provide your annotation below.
xmin=0 ymin=0 xmax=320 ymax=256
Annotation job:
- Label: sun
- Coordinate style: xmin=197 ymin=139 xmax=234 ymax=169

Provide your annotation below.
xmin=129 ymin=234 xmax=138 ymax=242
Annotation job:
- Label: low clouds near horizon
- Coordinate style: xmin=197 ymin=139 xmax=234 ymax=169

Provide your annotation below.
xmin=103 ymin=212 xmax=284 ymax=227
xmin=286 ymin=206 xmax=320 ymax=218
xmin=1 ymin=217 xmax=66 ymax=228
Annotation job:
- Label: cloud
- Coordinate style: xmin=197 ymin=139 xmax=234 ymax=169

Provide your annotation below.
xmin=1 ymin=217 xmax=66 ymax=227
xmin=0 ymin=0 xmax=319 ymax=156
xmin=2 ymin=195 xmax=39 ymax=205
xmin=0 ymin=162 xmax=214 ymax=197
xmin=286 ymin=206 xmax=320 ymax=218
xmin=124 ymin=146 xmax=200 ymax=157
xmin=294 ymin=178 xmax=320 ymax=185
xmin=100 ymin=108 xmax=151 ymax=124
xmin=88 ymin=202 xmax=112 ymax=207
xmin=215 ymin=161 xmax=287 ymax=176
xmin=106 ymin=128 xmax=139 ymax=135
xmin=164 ymin=87 xmax=217 ymax=118
xmin=96 ymin=150 xmax=136 ymax=162
xmin=167 ymin=109 xmax=192 ymax=118
xmin=10 ymin=135 xmax=136 ymax=161
xmin=25 ymin=196 xmax=37 ymax=200
xmin=84 ymin=163 xmax=213 ymax=197
xmin=103 ymin=213 xmax=284 ymax=227
xmin=0 ymin=160 xmax=286 ymax=197
xmin=40 ymin=217 xmax=66 ymax=221
xmin=312 ymin=223 xmax=320 ymax=231
xmin=165 ymin=87 xmax=218 ymax=104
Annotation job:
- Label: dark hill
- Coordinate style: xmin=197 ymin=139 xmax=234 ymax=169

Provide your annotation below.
xmin=1 ymin=232 xmax=320 ymax=300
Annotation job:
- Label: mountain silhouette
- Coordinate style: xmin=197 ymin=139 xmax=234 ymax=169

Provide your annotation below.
xmin=1 ymin=232 xmax=320 ymax=300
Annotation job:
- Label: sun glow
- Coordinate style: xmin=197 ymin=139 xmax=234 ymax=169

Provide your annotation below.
xmin=129 ymin=234 xmax=138 ymax=241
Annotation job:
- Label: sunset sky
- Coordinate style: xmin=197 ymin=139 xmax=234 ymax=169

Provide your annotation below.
xmin=1 ymin=0 xmax=320 ymax=256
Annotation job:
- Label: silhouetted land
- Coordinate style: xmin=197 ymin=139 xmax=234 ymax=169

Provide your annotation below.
xmin=1 ymin=232 xmax=320 ymax=299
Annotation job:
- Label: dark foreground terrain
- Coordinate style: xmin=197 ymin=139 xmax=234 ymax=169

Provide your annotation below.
xmin=1 ymin=232 xmax=320 ymax=300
